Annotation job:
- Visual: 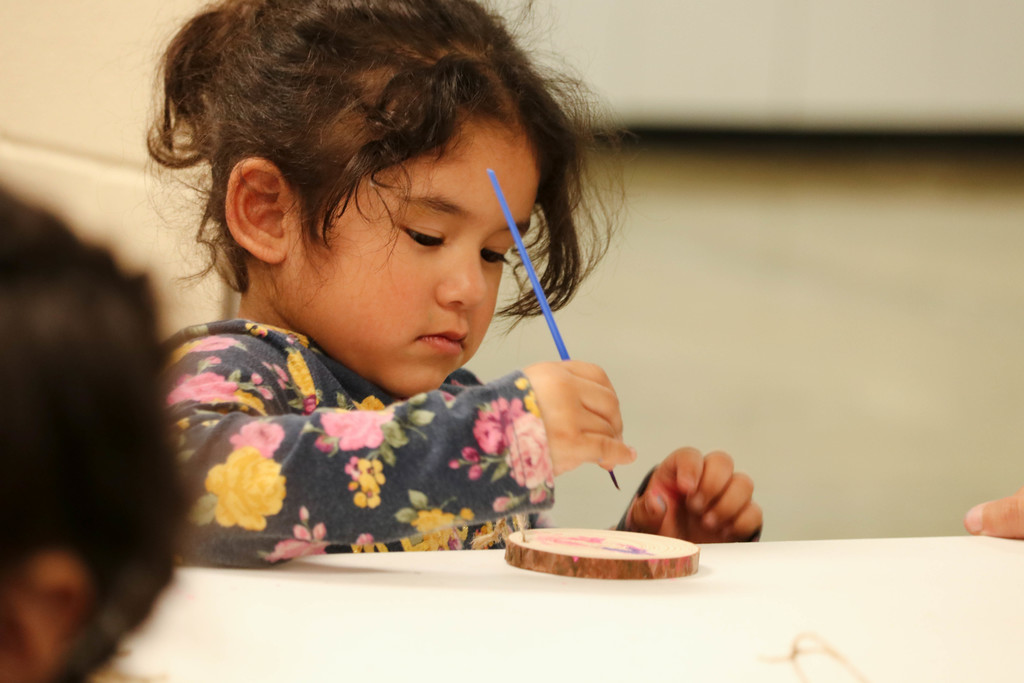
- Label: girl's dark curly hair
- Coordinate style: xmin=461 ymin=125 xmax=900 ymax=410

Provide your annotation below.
xmin=148 ymin=0 xmax=618 ymax=319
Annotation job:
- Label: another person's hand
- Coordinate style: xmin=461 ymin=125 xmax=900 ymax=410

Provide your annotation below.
xmin=964 ymin=487 xmax=1024 ymax=539
xmin=626 ymin=447 xmax=762 ymax=543
xmin=523 ymin=361 xmax=637 ymax=476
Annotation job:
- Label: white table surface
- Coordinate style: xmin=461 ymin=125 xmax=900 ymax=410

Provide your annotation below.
xmin=116 ymin=535 xmax=1024 ymax=682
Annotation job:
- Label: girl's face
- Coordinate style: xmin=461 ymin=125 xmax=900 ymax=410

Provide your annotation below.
xmin=272 ymin=122 xmax=539 ymax=397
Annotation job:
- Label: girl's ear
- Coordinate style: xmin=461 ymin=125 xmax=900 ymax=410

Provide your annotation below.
xmin=225 ymin=158 xmax=302 ymax=265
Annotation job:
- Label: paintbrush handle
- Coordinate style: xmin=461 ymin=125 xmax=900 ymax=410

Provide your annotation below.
xmin=487 ymin=170 xmax=569 ymax=360
xmin=487 ymin=169 xmax=619 ymax=489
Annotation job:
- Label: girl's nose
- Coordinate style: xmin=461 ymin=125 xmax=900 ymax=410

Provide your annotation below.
xmin=437 ymin=257 xmax=488 ymax=309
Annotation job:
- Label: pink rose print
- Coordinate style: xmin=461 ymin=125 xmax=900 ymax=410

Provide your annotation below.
xmin=264 ymin=363 xmax=290 ymax=389
xmin=356 ymin=533 xmax=374 ymax=545
xmin=504 ymin=412 xmax=552 ymax=489
xmin=473 ymin=415 xmax=505 ymax=454
xmin=474 ymin=398 xmax=523 ymax=454
xmin=190 ymin=336 xmax=238 ymax=353
xmin=293 ymin=523 xmax=326 ymax=541
xmin=264 ymin=538 xmax=328 ymax=563
xmin=167 ymin=372 xmax=238 ymax=405
xmin=229 ymin=421 xmax=285 ymax=458
xmin=493 ymin=496 xmax=512 ymax=513
xmin=264 ymin=507 xmax=329 ymax=563
xmin=321 ymin=410 xmax=392 ymax=450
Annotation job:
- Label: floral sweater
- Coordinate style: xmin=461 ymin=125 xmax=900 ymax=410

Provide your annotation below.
xmin=165 ymin=319 xmax=556 ymax=567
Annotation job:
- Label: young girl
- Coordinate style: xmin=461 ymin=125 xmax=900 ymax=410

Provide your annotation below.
xmin=152 ymin=0 xmax=763 ymax=568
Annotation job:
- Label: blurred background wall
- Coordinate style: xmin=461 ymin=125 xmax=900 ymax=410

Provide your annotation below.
xmin=2 ymin=0 xmax=1021 ymax=541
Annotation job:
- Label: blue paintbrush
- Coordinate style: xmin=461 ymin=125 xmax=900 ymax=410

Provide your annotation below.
xmin=487 ymin=168 xmax=619 ymax=490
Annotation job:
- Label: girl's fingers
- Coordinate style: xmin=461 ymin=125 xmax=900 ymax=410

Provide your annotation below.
xmin=586 ymin=434 xmax=636 ymax=469
xmin=687 ymin=450 xmax=734 ymax=515
xmin=627 ymin=490 xmax=668 ymax=535
xmin=579 ymin=388 xmax=624 ymax=438
xmin=551 ymin=434 xmax=634 ymax=476
xmin=965 ymin=495 xmax=1024 ymax=539
xmin=524 ymin=361 xmax=624 ymax=438
xmin=545 ymin=403 xmax=621 ymax=441
xmin=666 ymin=447 xmax=704 ymax=495
xmin=560 ymin=360 xmax=614 ymax=386
xmin=722 ymin=502 xmax=763 ymax=541
xmin=522 ymin=360 xmax=632 ymax=476
xmin=701 ymin=472 xmax=754 ymax=530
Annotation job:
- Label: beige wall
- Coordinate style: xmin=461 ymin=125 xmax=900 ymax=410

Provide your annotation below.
xmin=473 ymin=146 xmax=1024 ymax=539
xmin=510 ymin=0 xmax=1024 ymax=130
xmin=0 ymin=1 xmax=225 ymax=333
xmin=2 ymin=1 xmax=1022 ymax=541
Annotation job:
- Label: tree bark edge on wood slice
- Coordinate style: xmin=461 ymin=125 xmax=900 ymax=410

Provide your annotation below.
xmin=504 ymin=528 xmax=700 ymax=580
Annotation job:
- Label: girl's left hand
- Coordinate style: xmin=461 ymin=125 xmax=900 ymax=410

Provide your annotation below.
xmin=625 ymin=447 xmax=762 ymax=543
xmin=964 ymin=486 xmax=1024 ymax=539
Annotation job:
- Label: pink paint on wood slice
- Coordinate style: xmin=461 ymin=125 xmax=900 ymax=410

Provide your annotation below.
xmin=504 ymin=528 xmax=700 ymax=580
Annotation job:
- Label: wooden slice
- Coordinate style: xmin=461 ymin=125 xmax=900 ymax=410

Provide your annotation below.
xmin=504 ymin=528 xmax=699 ymax=580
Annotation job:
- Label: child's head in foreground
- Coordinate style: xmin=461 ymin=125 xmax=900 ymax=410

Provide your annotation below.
xmin=0 ymin=188 xmax=181 ymax=683
xmin=150 ymin=0 xmax=617 ymax=397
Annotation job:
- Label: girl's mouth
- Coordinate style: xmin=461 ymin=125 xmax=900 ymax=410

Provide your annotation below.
xmin=417 ymin=333 xmax=465 ymax=355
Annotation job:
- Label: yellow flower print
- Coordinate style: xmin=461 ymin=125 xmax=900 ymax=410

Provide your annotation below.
xmin=354 ymin=490 xmax=380 ymax=508
xmin=515 ymin=377 xmax=540 ymax=416
xmin=411 ymin=508 xmax=456 ymax=533
xmin=205 ymin=447 xmax=286 ymax=531
xmin=459 ymin=508 xmax=475 ymax=522
xmin=245 ymin=322 xmax=310 ymax=348
xmin=168 ymin=339 xmax=200 ymax=366
xmin=234 ymin=390 xmax=266 ymax=415
xmin=524 ymin=391 xmax=539 ymax=417
xmin=270 ymin=325 xmax=310 ymax=347
xmin=287 ymin=350 xmax=316 ymax=404
xmin=356 ymin=395 xmax=386 ymax=411
xmin=351 ymin=542 xmax=390 ymax=553
xmin=350 ymin=458 xmax=386 ymax=508
xmin=245 ymin=322 xmax=268 ymax=337
xmin=401 ymin=527 xmax=469 ymax=551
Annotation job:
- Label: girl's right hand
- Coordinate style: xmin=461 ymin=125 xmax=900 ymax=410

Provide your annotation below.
xmin=523 ymin=361 xmax=637 ymax=477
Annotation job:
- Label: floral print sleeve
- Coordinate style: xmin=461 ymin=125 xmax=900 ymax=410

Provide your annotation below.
xmin=166 ymin=320 xmax=554 ymax=567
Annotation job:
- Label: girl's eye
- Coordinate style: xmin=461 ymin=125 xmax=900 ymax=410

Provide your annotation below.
xmin=405 ymin=228 xmax=506 ymax=263
xmin=481 ymin=248 xmax=508 ymax=264
xmin=405 ymin=228 xmax=443 ymax=247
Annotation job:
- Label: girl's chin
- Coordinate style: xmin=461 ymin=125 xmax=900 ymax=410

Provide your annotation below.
xmin=383 ymin=372 xmax=452 ymax=400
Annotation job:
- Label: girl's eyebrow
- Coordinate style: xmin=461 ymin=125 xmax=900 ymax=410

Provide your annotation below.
xmin=410 ymin=194 xmax=466 ymax=217
xmin=410 ymin=194 xmax=530 ymax=234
